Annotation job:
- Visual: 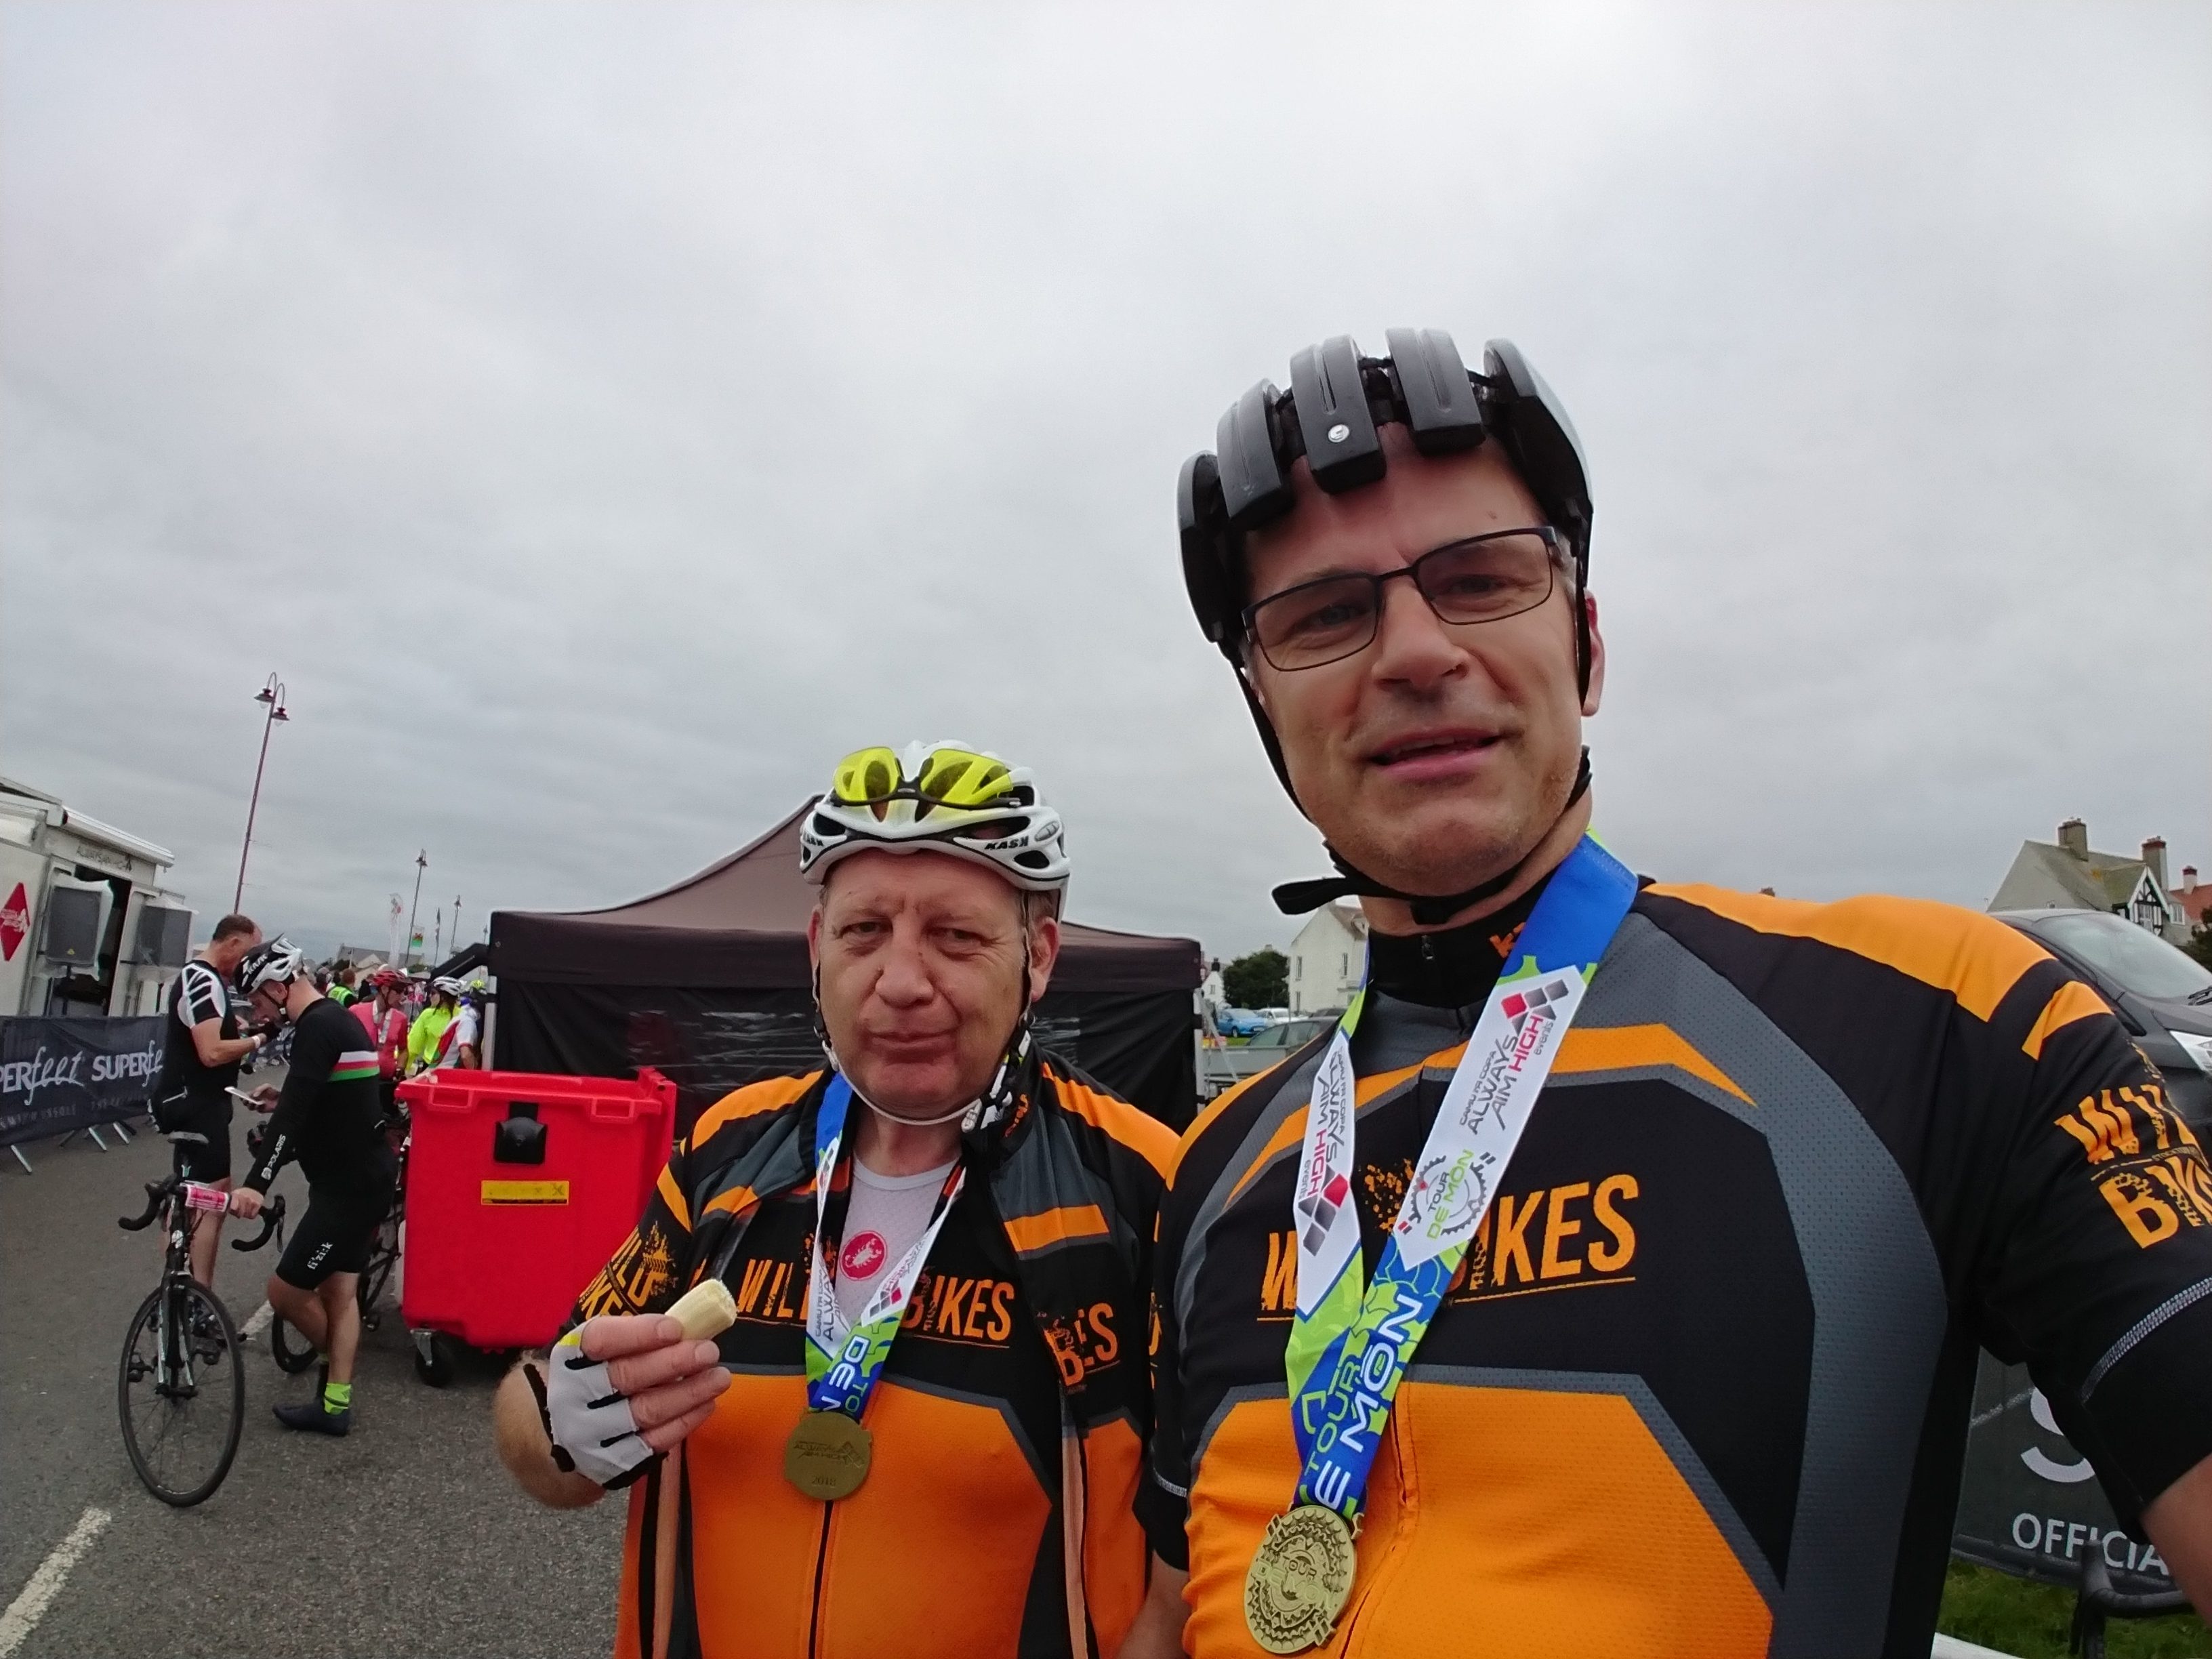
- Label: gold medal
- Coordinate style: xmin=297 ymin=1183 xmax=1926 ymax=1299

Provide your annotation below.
xmin=1243 ymin=1504 xmax=1356 ymax=1654
xmin=783 ymin=1408 xmax=872 ymax=1500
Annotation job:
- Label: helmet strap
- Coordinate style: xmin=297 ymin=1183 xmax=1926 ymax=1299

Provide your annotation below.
xmin=810 ymin=948 xmax=1038 ymax=1134
xmin=1272 ymin=749 xmax=1591 ymax=924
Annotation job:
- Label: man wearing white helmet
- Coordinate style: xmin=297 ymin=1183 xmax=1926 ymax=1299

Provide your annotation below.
xmin=226 ymin=938 xmax=394 ymax=1437
xmin=494 ymin=741 xmax=1179 ymax=1659
xmin=405 ymin=975 xmax=459 ymax=1077
xmin=426 ymin=977 xmax=483 ymax=1070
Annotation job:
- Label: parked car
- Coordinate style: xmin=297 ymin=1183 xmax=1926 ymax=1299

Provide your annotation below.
xmin=1994 ymin=909 xmax=2212 ymax=1126
xmin=1241 ymin=1017 xmax=1332 ymax=1053
xmin=1198 ymin=1016 xmax=1335 ymax=1099
xmin=1216 ymin=1006 xmax=1269 ymax=1039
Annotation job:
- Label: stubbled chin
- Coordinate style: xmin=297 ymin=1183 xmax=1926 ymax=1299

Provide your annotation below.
xmin=1337 ymin=795 xmax=1527 ymax=891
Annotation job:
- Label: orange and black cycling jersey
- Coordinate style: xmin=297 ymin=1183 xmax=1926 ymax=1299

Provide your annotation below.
xmin=1145 ymin=881 xmax=2212 ymax=1658
xmin=569 ymin=1054 xmax=1174 ymax=1659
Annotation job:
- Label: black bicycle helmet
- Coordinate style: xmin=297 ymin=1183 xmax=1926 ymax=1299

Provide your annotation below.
xmin=1176 ymin=329 xmax=1597 ymax=922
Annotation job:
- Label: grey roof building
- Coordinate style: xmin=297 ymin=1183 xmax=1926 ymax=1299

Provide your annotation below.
xmin=1988 ymin=819 xmax=2186 ymax=942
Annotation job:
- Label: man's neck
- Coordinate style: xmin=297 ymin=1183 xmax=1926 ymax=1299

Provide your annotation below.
xmin=1359 ymin=792 xmax=1593 ymax=937
xmin=851 ymin=1106 xmax=963 ymax=1178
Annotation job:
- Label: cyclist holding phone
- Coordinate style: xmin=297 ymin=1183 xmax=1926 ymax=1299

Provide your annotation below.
xmin=227 ymin=939 xmax=395 ymax=1437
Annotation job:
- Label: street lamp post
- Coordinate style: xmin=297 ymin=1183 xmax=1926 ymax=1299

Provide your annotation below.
xmin=234 ymin=674 xmax=289 ymax=912
xmin=405 ymin=851 xmax=428 ymax=970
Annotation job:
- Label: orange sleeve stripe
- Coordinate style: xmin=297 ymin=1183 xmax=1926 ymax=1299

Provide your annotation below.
xmin=702 ymin=1185 xmax=758 ymax=1220
xmin=1170 ymin=1070 xmax=1271 ymax=1187
xmin=690 ymin=1071 xmax=821 ymax=1145
xmin=2022 ymin=980 xmax=2113 ymax=1060
xmin=1554 ymin=1024 xmax=1753 ymax=1105
xmin=1227 ymin=1107 xmax=1308 ymax=1208
xmin=1044 ymin=1067 xmax=1178 ymax=1179
xmin=1647 ymin=884 xmax=2048 ymax=1022
xmin=1004 ymin=1203 xmax=1110 ymax=1254
xmin=1225 ymin=1061 xmax=1437 ymax=1208
xmin=655 ymin=1164 xmax=693 ymax=1232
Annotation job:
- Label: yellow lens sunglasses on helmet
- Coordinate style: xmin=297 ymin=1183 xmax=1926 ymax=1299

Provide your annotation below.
xmin=831 ymin=745 xmax=1016 ymax=817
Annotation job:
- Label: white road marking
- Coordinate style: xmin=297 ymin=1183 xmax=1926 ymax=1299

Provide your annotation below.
xmin=0 ymin=1506 xmax=112 ymax=1658
xmin=239 ymin=1302 xmax=273 ymax=1341
xmin=1932 ymin=1636 xmax=2022 ymax=1659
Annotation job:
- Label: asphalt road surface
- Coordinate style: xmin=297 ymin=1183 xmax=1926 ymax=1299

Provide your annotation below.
xmin=0 ymin=1103 xmax=625 ymax=1658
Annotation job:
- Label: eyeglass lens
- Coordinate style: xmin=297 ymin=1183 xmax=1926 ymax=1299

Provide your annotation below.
xmin=1248 ymin=531 xmax=1556 ymax=672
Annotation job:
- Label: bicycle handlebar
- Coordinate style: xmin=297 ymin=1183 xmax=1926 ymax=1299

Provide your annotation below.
xmin=115 ymin=1177 xmax=287 ymax=1252
xmin=230 ymin=1196 xmax=286 ymax=1252
xmin=117 ymin=1177 xmax=177 ymax=1232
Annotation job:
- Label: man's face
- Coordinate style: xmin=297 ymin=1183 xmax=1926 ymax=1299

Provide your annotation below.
xmin=1242 ymin=428 xmax=1604 ymax=896
xmin=808 ymin=850 xmax=1060 ymax=1119
xmin=249 ymin=983 xmax=286 ymax=1025
xmin=207 ymin=928 xmax=261 ymax=975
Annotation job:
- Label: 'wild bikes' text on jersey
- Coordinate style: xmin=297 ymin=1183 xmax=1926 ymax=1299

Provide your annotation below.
xmin=571 ymin=1059 xmax=1175 ymax=1659
xmin=1147 ymin=883 xmax=2212 ymax=1658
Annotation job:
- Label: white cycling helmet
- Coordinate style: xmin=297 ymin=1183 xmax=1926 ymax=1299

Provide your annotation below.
xmin=234 ymin=937 xmax=306 ymax=997
xmin=798 ymin=740 xmax=1070 ymax=895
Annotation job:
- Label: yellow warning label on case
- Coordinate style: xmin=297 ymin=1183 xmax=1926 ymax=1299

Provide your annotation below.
xmin=481 ymin=1180 xmax=570 ymax=1205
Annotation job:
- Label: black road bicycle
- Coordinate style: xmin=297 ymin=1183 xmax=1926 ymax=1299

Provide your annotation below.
xmin=116 ymin=1175 xmax=285 ymax=1506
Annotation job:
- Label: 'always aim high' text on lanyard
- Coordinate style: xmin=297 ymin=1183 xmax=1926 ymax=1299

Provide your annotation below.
xmin=783 ymin=1073 xmax=966 ymax=1503
xmin=1242 ymin=835 xmax=1639 ymax=1655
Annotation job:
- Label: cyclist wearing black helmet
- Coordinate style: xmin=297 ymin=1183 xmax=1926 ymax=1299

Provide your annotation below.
xmin=228 ymin=937 xmax=395 ymax=1437
xmin=1132 ymin=331 xmax=2212 ymax=1657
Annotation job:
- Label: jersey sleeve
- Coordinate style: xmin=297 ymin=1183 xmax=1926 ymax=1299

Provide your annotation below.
xmin=1976 ymin=993 xmax=2212 ymax=1530
xmin=567 ymin=1139 xmax=697 ymax=1332
xmin=243 ymin=1006 xmax=344 ymax=1192
xmin=1141 ymin=1170 xmax=1196 ymax=1568
xmin=178 ymin=963 xmax=225 ymax=1028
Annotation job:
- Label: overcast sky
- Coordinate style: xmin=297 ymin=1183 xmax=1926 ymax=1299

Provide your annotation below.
xmin=4 ymin=1 xmax=2206 ymax=963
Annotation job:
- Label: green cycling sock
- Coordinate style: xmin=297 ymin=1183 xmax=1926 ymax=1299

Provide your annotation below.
xmin=323 ymin=1379 xmax=352 ymax=1414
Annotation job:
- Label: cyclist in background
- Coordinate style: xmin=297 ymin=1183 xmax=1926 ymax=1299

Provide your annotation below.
xmin=405 ymin=978 xmax=457 ymax=1078
xmin=327 ymin=962 xmax=357 ymax=1006
xmin=150 ymin=912 xmax=265 ymax=1288
xmin=352 ymin=968 xmax=411 ymax=1119
xmin=430 ymin=982 xmax=484 ymax=1070
xmin=228 ymin=939 xmax=396 ymax=1438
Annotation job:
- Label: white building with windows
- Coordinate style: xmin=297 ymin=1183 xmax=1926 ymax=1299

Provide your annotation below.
xmin=1988 ymin=819 xmax=2188 ymax=943
xmin=1288 ymin=901 xmax=1367 ymax=1015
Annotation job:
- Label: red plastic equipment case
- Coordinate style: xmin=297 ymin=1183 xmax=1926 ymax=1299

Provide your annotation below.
xmin=394 ymin=1067 xmax=676 ymax=1382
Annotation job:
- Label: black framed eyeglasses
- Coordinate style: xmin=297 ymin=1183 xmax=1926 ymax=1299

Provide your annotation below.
xmin=1240 ymin=526 xmax=1564 ymax=672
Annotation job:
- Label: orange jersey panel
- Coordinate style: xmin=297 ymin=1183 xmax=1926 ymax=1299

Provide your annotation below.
xmin=1185 ymin=1382 xmax=1770 ymax=1658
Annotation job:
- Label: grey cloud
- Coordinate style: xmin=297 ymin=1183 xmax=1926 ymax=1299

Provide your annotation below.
xmin=4 ymin=1 xmax=2205 ymax=963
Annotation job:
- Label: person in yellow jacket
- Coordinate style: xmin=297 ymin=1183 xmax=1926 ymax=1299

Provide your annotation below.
xmin=405 ymin=978 xmax=460 ymax=1076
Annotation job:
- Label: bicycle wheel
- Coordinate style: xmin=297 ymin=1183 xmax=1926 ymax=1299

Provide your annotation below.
xmin=118 ymin=1278 xmax=245 ymax=1506
xmin=357 ymin=1223 xmax=397 ymax=1329
xmin=268 ymin=1313 xmax=318 ymax=1374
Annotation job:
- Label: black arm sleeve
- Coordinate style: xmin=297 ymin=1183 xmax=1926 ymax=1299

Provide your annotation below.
xmin=1979 ymin=1008 xmax=2212 ymax=1530
xmin=243 ymin=1009 xmax=339 ymax=1193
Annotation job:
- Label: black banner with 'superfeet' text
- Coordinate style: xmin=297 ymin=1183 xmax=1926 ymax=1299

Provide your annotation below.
xmin=0 ymin=1016 xmax=167 ymax=1147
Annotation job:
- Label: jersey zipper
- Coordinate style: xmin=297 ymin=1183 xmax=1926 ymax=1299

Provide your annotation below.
xmin=804 ymin=1499 xmax=833 ymax=1659
xmin=1336 ymin=1391 xmax=1415 ymax=1652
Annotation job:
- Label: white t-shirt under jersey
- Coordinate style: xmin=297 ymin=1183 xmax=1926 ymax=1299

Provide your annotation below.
xmin=833 ymin=1155 xmax=958 ymax=1325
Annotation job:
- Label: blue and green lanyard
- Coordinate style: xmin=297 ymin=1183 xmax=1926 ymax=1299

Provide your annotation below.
xmin=1284 ymin=835 xmax=1639 ymax=1519
xmin=800 ymin=1074 xmax=966 ymax=1420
